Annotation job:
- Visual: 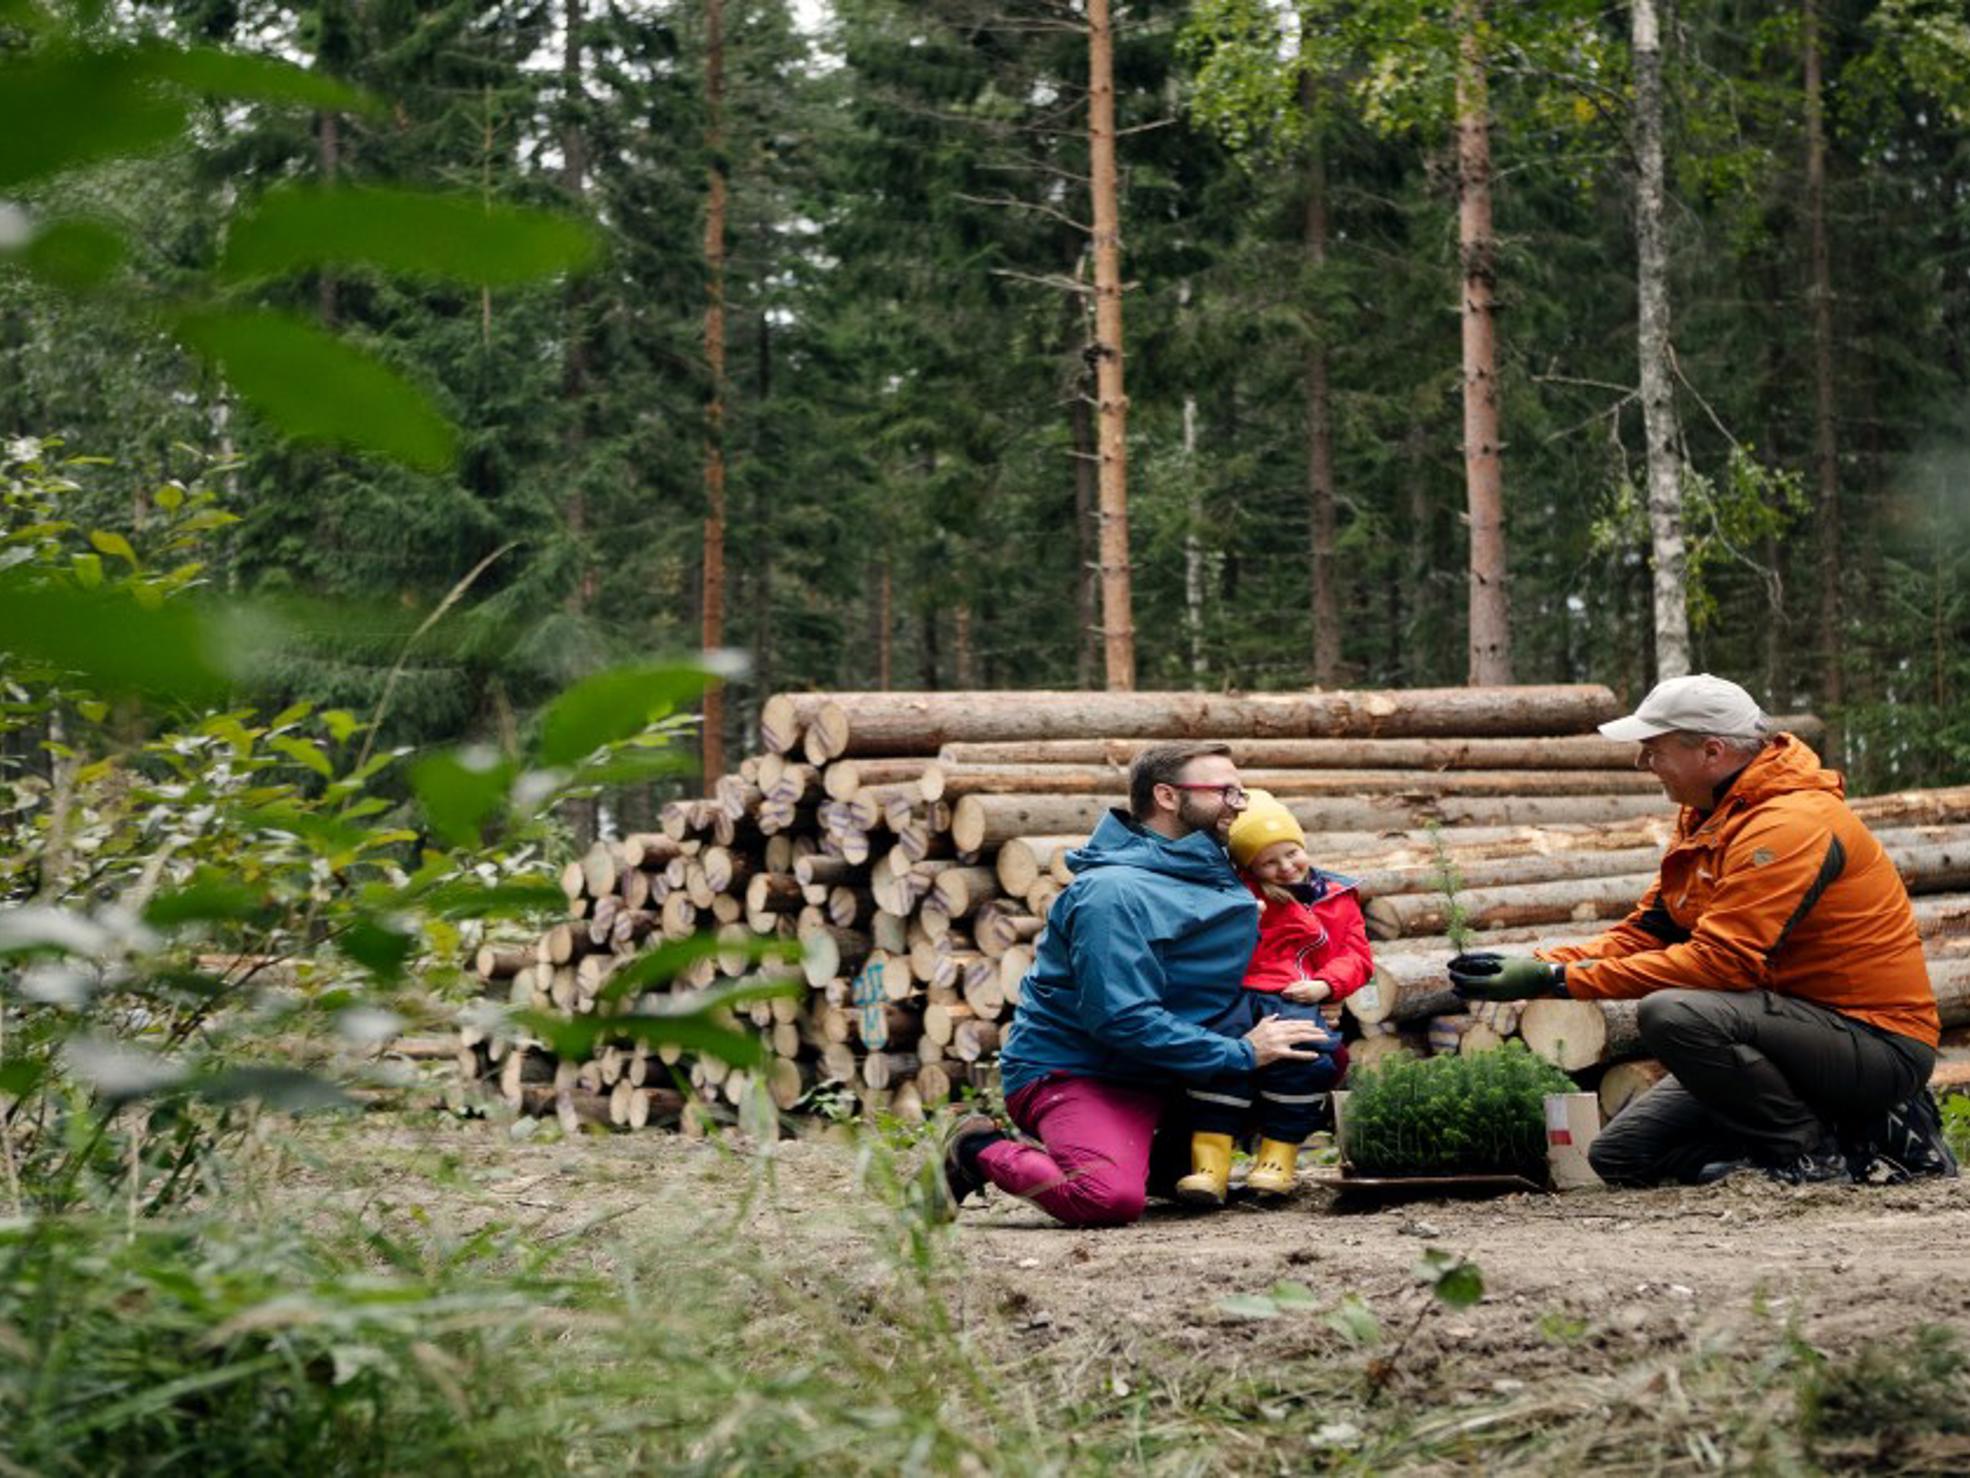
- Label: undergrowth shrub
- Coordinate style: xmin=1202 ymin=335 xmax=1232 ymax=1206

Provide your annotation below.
xmin=1342 ymin=1043 xmax=1575 ymax=1178
xmin=1798 ymin=1324 xmax=1970 ymax=1460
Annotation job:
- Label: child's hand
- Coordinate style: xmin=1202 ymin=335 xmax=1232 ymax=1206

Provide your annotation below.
xmin=1282 ymin=978 xmax=1332 ymax=1005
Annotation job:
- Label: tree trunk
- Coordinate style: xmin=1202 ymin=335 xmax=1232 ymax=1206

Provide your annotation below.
xmin=700 ymin=0 xmax=729 ymax=784
xmin=1087 ymin=0 xmax=1134 ymax=689
xmin=1363 ymin=871 xmax=1655 ymax=941
xmin=1519 ymin=998 xmax=1643 ymax=1071
xmin=1302 ymin=73 xmax=1341 ymax=685
xmin=1804 ymin=0 xmax=1843 ymax=764
xmin=930 ymin=763 xmax=1658 ymax=799
xmin=1456 ymin=0 xmax=1512 ymax=684
xmin=559 ymin=0 xmax=597 ymax=848
xmin=1633 ymin=0 xmax=1690 ymax=679
xmin=1071 ymin=385 xmax=1099 ymax=689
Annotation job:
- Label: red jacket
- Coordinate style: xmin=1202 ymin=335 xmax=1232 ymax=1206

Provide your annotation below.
xmin=1240 ymin=872 xmax=1374 ymax=1000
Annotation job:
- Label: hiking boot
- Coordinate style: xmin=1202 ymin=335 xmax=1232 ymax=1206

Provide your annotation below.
xmin=1844 ymin=1088 xmax=1960 ymax=1185
xmin=1697 ymin=1142 xmax=1852 ymax=1187
xmin=923 ymin=1113 xmax=1004 ymax=1223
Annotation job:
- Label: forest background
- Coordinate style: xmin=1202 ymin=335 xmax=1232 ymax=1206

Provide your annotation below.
xmin=7 ymin=0 xmax=1970 ymax=820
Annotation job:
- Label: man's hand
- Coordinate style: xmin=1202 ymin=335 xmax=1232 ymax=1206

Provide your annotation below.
xmin=1448 ymin=952 xmax=1565 ymax=1002
xmin=1281 ymin=978 xmax=1332 ymax=1005
xmin=1245 ymin=1015 xmax=1332 ymax=1068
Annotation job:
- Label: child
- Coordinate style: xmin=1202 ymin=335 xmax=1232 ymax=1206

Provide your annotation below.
xmin=1176 ymin=791 xmax=1373 ymax=1204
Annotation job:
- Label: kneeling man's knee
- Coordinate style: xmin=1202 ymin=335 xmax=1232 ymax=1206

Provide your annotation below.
xmin=1637 ymin=989 xmax=1722 ymax=1055
xmin=1072 ymin=1176 xmax=1147 ymax=1228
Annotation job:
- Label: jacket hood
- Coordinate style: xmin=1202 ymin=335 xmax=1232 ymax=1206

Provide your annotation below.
xmin=1066 ymin=807 xmax=1239 ymax=887
xmin=1726 ymin=731 xmax=1844 ymax=809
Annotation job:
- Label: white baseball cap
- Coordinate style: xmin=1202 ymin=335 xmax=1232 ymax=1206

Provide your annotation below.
xmin=1598 ymin=673 xmax=1769 ymax=742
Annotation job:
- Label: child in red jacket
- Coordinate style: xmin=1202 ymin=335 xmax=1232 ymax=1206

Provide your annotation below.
xmin=1176 ymin=791 xmax=1372 ymax=1203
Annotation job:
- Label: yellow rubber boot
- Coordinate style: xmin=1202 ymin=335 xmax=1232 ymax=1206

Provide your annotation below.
xmin=1175 ymin=1133 xmax=1234 ymax=1208
xmin=1246 ymin=1138 xmax=1301 ymax=1196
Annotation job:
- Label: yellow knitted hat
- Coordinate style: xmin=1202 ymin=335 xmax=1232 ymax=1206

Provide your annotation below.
xmin=1227 ymin=789 xmax=1305 ymax=868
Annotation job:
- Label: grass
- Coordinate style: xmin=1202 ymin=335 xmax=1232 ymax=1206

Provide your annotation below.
xmin=7 ymin=1103 xmax=1961 ymax=1475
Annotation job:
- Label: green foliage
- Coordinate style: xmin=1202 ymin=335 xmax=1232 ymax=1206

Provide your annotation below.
xmin=0 ymin=4 xmax=595 ymax=470
xmin=1424 ymin=821 xmax=1472 ymax=953
xmin=1342 ymin=1042 xmax=1575 ymax=1178
xmin=1940 ymin=1091 xmax=1970 ymax=1166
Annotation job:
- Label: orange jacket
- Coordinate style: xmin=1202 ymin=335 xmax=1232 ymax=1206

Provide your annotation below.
xmin=1540 ymin=733 xmax=1938 ymax=1046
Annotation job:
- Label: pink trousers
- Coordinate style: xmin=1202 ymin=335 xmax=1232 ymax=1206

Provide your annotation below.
xmin=975 ymin=1075 xmax=1166 ymax=1228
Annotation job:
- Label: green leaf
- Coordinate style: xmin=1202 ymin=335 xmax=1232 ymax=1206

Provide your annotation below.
xmin=598 ymin=937 xmax=800 ymax=1005
xmin=269 ymin=734 xmax=333 ymax=778
xmin=5 ymin=217 xmax=127 ymax=293
xmin=143 ymin=875 xmax=266 ymax=927
xmin=221 ymin=185 xmax=600 ymax=286
xmin=338 ymin=917 xmax=415 ymax=982
xmin=407 ymin=876 xmax=564 ymax=921
xmin=197 ymin=1064 xmax=353 ymax=1112
xmin=1268 ymin=1280 xmax=1320 ymax=1311
xmin=1217 ymin=1294 xmax=1282 ymax=1321
xmin=1426 ymin=1258 xmax=1485 ymax=1310
xmin=169 ymin=308 xmax=456 ymax=470
xmin=0 ymin=579 xmax=234 ymax=700
xmin=322 ymin=709 xmax=361 ymax=743
xmin=1324 ymin=1294 xmax=1382 ymax=1347
xmin=535 ymin=663 xmax=714 ymax=768
xmin=517 ymin=1009 xmax=765 ymax=1069
xmin=409 ymin=748 xmax=511 ymax=848
xmin=0 ymin=49 xmax=185 ymax=191
xmin=140 ymin=44 xmax=376 ymax=114
xmin=0 ymin=1061 xmax=45 ymax=1097
xmin=87 ymin=528 xmax=138 ymax=566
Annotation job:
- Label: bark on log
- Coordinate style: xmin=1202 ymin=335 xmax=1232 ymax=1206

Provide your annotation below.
xmin=782 ymin=685 xmax=1619 ymax=755
xmin=931 ymin=865 xmax=1000 ymax=919
xmin=475 ymin=945 xmax=530 ymax=980
xmin=933 ymin=763 xmax=1659 ymax=799
xmin=932 ymin=719 xmax=1825 ymax=770
xmin=800 ymin=925 xmax=870 ymax=988
xmin=1350 ymin=846 xmax=1667 ymax=900
xmin=1364 ymin=871 xmax=1656 ymax=941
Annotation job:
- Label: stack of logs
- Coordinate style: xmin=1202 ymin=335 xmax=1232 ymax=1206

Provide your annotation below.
xmin=454 ymin=684 xmax=1970 ymax=1135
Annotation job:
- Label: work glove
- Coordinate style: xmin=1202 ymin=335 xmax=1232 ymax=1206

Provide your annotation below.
xmin=1447 ymin=952 xmax=1567 ymax=1002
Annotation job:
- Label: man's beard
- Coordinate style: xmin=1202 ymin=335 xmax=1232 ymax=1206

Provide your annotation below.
xmin=1177 ymin=795 xmax=1229 ymax=845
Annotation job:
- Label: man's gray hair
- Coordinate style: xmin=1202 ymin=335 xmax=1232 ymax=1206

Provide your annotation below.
xmin=1672 ymin=728 xmax=1769 ymax=759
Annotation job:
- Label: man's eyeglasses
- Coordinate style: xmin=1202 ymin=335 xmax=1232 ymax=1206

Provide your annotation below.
xmin=1165 ymin=782 xmax=1248 ymax=806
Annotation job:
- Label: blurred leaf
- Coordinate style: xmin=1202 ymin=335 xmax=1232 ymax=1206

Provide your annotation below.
xmin=566 ymin=749 xmax=698 ymax=789
xmin=338 ymin=917 xmax=414 ymax=982
xmin=269 ymin=734 xmax=333 ymax=778
xmin=221 ymin=185 xmax=600 ymax=286
xmin=0 ymin=579 xmax=239 ymax=701
xmin=517 ymin=1009 xmax=764 ymax=1069
xmin=536 ymin=663 xmax=713 ymax=767
xmin=409 ymin=749 xmax=512 ymax=848
xmin=1268 ymin=1280 xmax=1320 ymax=1311
xmin=63 ymin=1036 xmax=186 ymax=1101
xmin=598 ymin=937 xmax=800 ymax=1004
xmin=1425 ymin=1257 xmax=1484 ymax=1309
xmin=141 ymin=44 xmax=376 ymax=114
xmin=143 ymin=875 xmax=266 ymax=927
xmin=1218 ymin=1294 xmax=1281 ymax=1321
xmin=0 ymin=1060 xmax=44 ymax=1096
xmin=407 ymin=876 xmax=563 ymax=920
xmin=1324 ymin=1294 xmax=1382 ymax=1347
xmin=5 ymin=217 xmax=126 ymax=292
xmin=0 ymin=905 xmax=114 ymax=957
xmin=198 ymin=1064 xmax=354 ymax=1112
xmin=87 ymin=528 xmax=138 ymax=566
xmin=0 ymin=49 xmax=185 ymax=191
xmin=169 ymin=308 xmax=456 ymax=470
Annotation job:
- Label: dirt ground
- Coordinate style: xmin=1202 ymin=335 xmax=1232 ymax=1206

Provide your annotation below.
xmin=291 ymin=1108 xmax=1970 ymax=1469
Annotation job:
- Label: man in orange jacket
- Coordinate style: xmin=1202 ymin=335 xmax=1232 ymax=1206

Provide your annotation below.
xmin=1449 ymin=674 xmax=1954 ymax=1187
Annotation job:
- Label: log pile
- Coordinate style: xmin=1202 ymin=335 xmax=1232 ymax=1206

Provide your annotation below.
xmin=451 ymin=683 xmax=1970 ymax=1135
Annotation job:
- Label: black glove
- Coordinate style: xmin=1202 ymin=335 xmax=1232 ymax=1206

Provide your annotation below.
xmin=1447 ymin=952 xmax=1566 ymax=1002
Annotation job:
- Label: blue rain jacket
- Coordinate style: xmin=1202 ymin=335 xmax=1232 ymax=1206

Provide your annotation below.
xmin=997 ymin=809 xmax=1262 ymax=1099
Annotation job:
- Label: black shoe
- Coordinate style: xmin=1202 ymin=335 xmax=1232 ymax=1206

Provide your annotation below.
xmin=1696 ymin=1142 xmax=1851 ymax=1186
xmin=925 ymin=1114 xmax=1003 ymax=1222
xmin=1844 ymin=1088 xmax=1960 ymax=1185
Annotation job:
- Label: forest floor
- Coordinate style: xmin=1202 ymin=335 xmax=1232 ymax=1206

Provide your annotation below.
xmin=280 ymin=1105 xmax=1970 ymax=1474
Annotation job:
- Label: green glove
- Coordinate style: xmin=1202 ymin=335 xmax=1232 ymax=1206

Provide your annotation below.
xmin=1448 ymin=952 xmax=1566 ymax=1002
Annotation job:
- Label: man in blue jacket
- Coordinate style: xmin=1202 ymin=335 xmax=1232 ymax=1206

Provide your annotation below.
xmin=936 ymin=742 xmax=1331 ymax=1226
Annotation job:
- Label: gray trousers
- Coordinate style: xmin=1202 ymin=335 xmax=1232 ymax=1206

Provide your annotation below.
xmin=1588 ymin=988 xmax=1936 ymax=1187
